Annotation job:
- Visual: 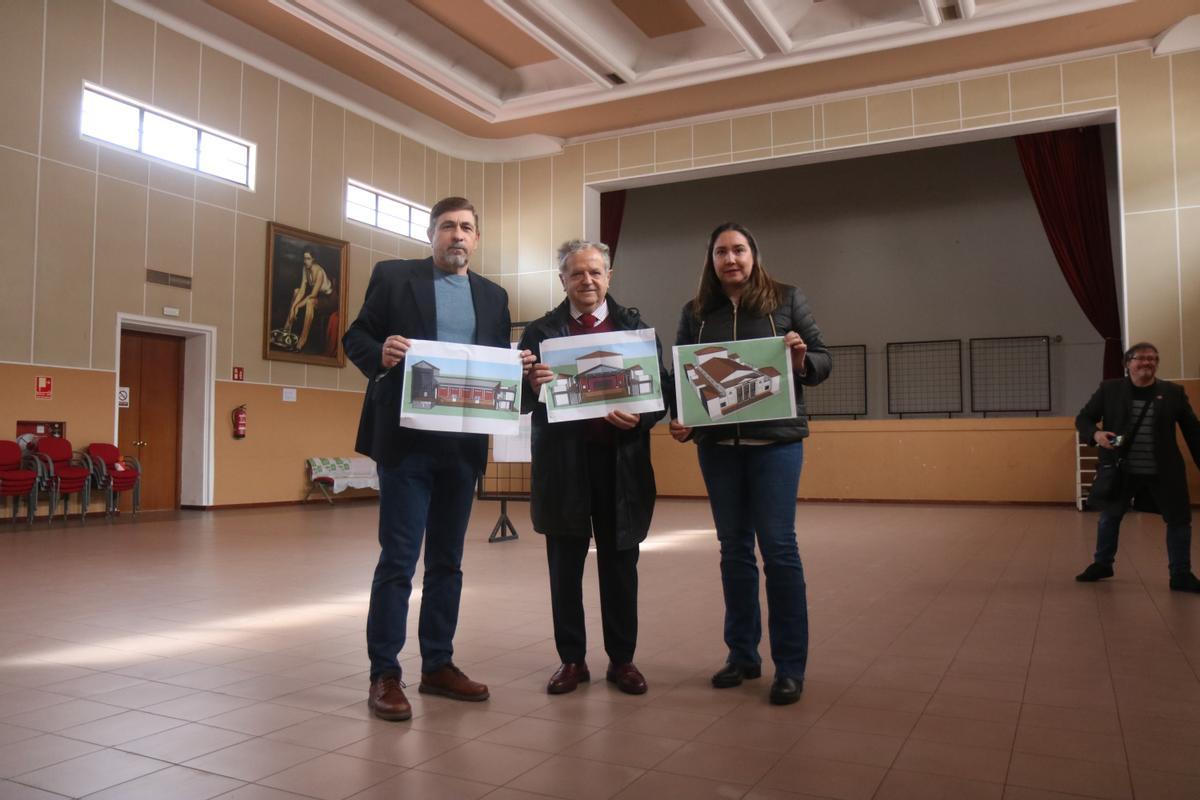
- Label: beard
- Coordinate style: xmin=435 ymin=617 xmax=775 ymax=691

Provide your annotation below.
xmin=437 ymin=247 xmax=469 ymax=270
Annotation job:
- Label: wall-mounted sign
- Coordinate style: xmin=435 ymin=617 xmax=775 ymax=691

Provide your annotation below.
xmin=232 ymin=366 xmax=244 ymax=381
xmin=117 ymin=386 xmax=130 ymax=408
xmin=282 ymin=387 xmax=297 ymax=402
xmin=35 ymin=376 xmax=52 ymax=399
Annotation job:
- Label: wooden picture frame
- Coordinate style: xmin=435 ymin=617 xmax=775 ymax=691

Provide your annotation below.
xmin=263 ymin=222 xmax=350 ymax=367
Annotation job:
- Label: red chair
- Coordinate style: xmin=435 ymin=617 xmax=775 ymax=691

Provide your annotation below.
xmin=87 ymin=443 xmax=141 ymax=516
xmin=0 ymin=441 xmax=39 ymax=527
xmin=30 ymin=437 xmax=91 ymax=523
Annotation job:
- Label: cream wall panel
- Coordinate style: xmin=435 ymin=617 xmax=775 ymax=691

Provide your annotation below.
xmin=307 ymin=364 xmax=339 ymax=390
xmin=823 ymin=98 xmax=867 ymax=138
xmin=772 ymin=107 xmax=814 ymax=146
xmin=867 ymin=91 xmax=912 ymax=131
xmin=1117 ymin=50 xmax=1174 ymax=214
xmin=733 ymin=114 xmax=771 ymax=151
xmin=270 ymin=360 xmax=306 ymax=387
xmin=0 ymin=149 xmax=38 ymax=362
xmin=232 ymin=213 xmax=268 ymax=382
xmin=34 ymin=161 xmax=95 ymax=367
xmin=41 ymin=0 xmax=101 ymax=170
xmin=654 ymin=127 xmax=691 ymax=164
xmin=437 ymin=152 xmax=451 ymax=199
xmin=584 ymin=138 xmax=618 ymax=175
xmin=274 ymin=84 xmax=313 ymax=229
xmin=619 ymin=133 xmax=654 ymax=168
xmin=195 ymin=46 xmax=241 ymax=210
xmin=191 ymin=203 xmax=236 ymax=378
xmin=1063 ymin=56 xmax=1115 ymax=102
xmin=97 ymin=149 xmax=149 ymax=186
xmin=501 ymin=161 xmax=519 ymax=272
xmin=371 ymin=123 xmax=400 ymax=196
xmin=1180 ymin=207 xmax=1200 ymax=380
xmin=1173 ymin=52 xmax=1200 ymax=208
xmin=1124 ymin=211 xmax=1181 ymax=375
xmin=518 ymin=157 xmax=552 ymax=274
xmin=517 ymin=271 xmax=552 ymax=321
xmin=450 ymin=157 xmax=465 ymax=197
xmin=693 ymin=121 xmax=731 ymax=157
xmin=195 ymin=175 xmax=236 ymax=210
xmin=481 ymin=161 xmax=502 ymax=275
xmin=101 ymin=1 xmax=152 ymax=100
xmin=371 ymin=229 xmax=400 ymax=258
xmin=961 ymin=74 xmax=1010 ymax=118
xmin=1011 ymin=66 xmax=1061 ymax=110
xmin=147 ymin=189 xmax=193 ymax=278
xmin=151 ymin=24 xmax=199 ymax=117
xmin=236 ymin=66 xmax=278 ymax=221
xmin=0 ymin=0 xmax=43 ymax=154
xmin=341 ymin=244 xmax=371 ymax=391
xmin=147 ymin=162 xmax=195 ymax=200
xmin=913 ymin=83 xmax=960 ymax=125
xmin=552 ymin=144 xmax=584 ymax=251
xmin=310 ymin=98 xmax=345 ymax=238
xmin=144 ymin=283 xmax=189 ymax=321
xmin=399 ymin=136 xmax=425 ymax=204
xmin=424 ymin=148 xmax=437 ymax=205
xmin=465 ymin=161 xmax=483 ymax=212
xmin=91 ymin=176 xmax=148 ymax=371
xmin=342 ymin=113 xmax=372 ymax=247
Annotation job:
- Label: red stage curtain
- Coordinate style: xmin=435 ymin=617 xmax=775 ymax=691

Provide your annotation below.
xmin=600 ymin=190 xmax=627 ymax=263
xmin=1015 ymin=127 xmax=1123 ymax=379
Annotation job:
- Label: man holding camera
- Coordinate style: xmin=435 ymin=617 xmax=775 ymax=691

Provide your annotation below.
xmin=1075 ymin=342 xmax=1200 ymax=591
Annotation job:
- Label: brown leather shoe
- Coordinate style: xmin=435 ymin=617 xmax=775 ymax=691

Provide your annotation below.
xmin=606 ymin=662 xmax=647 ymax=695
xmin=368 ymin=674 xmax=412 ymax=721
xmin=419 ymin=663 xmax=490 ymax=701
xmin=547 ymin=662 xmax=590 ymax=694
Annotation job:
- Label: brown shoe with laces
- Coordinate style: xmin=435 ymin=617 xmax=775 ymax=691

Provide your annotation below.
xmin=606 ymin=662 xmax=648 ymax=695
xmin=368 ymin=674 xmax=412 ymax=721
xmin=547 ymin=662 xmax=590 ymax=694
xmin=419 ymin=663 xmax=490 ymax=701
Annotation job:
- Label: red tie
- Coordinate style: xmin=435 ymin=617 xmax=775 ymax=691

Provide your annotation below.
xmin=578 ymin=313 xmax=597 ymax=329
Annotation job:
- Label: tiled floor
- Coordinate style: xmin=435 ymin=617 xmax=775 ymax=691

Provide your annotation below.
xmin=0 ymin=499 xmax=1198 ymax=799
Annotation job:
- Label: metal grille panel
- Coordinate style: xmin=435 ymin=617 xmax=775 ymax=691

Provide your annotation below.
xmin=806 ymin=345 xmax=867 ymax=417
xmin=969 ymin=336 xmax=1051 ymax=413
xmin=886 ymin=339 xmax=962 ymax=415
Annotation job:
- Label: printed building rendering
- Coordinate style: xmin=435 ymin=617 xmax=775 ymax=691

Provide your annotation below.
xmin=551 ymin=350 xmax=654 ymax=407
xmin=683 ymin=346 xmax=781 ymax=420
xmin=410 ymin=361 xmax=517 ymax=411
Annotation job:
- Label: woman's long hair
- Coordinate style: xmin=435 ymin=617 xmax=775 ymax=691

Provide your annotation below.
xmin=690 ymin=222 xmax=782 ymax=318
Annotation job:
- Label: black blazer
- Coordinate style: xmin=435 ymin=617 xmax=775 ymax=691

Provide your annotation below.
xmin=1076 ymin=378 xmax=1200 ymax=523
xmin=343 ymin=258 xmax=512 ymax=470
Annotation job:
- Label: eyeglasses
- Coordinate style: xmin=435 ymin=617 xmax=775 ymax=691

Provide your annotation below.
xmin=1129 ymin=355 xmax=1159 ymax=363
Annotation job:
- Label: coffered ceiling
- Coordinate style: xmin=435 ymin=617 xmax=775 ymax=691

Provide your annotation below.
xmin=125 ymin=0 xmax=1194 ymax=145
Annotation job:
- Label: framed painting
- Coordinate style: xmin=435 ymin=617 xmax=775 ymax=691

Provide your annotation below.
xmin=263 ymin=222 xmax=350 ymax=367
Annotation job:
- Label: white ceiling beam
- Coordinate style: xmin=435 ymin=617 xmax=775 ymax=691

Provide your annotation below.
xmin=703 ymin=0 xmax=766 ymax=59
xmin=957 ymin=0 xmax=978 ymax=19
xmin=743 ymin=0 xmax=793 ymax=53
xmin=483 ymin=0 xmax=615 ymax=88
xmin=917 ymin=0 xmax=943 ymax=27
xmin=525 ymin=0 xmax=640 ymax=84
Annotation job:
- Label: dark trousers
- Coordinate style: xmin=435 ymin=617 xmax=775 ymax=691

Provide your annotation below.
xmin=545 ymin=445 xmax=639 ymax=666
xmin=367 ymin=435 xmax=480 ymax=680
xmin=1094 ymin=473 xmax=1192 ymax=574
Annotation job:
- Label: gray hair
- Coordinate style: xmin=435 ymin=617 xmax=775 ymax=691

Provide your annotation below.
xmin=556 ymin=240 xmax=611 ymax=274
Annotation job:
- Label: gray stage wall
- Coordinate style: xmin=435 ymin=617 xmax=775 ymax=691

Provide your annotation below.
xmin=603 ymin=128 xmax=1122 ymax=418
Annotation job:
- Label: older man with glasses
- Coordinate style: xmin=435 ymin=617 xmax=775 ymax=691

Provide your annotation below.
xmin=1075 ymin=342 xmax=1200 ymax=591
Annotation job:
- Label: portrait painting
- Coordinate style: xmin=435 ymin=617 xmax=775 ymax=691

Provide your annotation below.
xmin=263 ymin=222 xmax=349 ymax=367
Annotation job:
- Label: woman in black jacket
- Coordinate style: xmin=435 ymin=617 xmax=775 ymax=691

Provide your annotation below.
xmin=670 ymin=221 xmax=831 ymax=705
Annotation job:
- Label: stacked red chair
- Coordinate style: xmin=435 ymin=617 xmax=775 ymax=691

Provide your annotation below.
xmin=30 ymin=437 xmax=91 ymax=523
xmin=87 ymin=443 xmax=141 ymax=517
xmin=0 ymin=441 xmax=39 ymax=527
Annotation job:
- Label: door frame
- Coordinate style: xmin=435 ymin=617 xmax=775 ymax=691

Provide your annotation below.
xmin=114 ymin=314 xmax=216 ymax=507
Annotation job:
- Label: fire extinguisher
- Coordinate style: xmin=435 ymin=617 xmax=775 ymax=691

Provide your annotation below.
xmin=232 ymin=404 xmax=247 ymax=439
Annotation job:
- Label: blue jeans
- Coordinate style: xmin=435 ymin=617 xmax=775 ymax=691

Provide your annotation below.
xmin=1094 ymin=474 xmax=1192 ymax=574
xmin=367 ymin=435 xmax=480 ymax=680
xmin=697 ymin=440 xmax=808 ymax=680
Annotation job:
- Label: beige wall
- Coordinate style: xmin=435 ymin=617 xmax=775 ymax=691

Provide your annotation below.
xmin=1 ymin=0 xmax=1197 ymax=505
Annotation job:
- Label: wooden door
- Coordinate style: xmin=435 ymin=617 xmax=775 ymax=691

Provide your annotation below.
xmin=118 ymin=331 xmax=183 ymax=511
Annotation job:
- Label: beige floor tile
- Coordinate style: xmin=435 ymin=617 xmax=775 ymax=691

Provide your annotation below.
xmin=791 ymin=727 xmax=904 ymax=767
xmin=38 ymin=672 xmax=146 ymax=698
xmin=611 ymin=769 xmax=750 ymax=800
xmin=219 ymin=675 xmax=318 ymax=701
xmin=202 ymin=702 xmax=321 ymax=736
xmin=1 ymin=699 xmax=125 ymax=733
xmin=336 ymin=728 xmax=467 ymax=768
xmin=13 ymin=748 xmax=168 ymax=797
xmin=142 ymin=691 xmax=258 ymax=721
xmin=561 ymin=728 xmax=685 ymax=769
xmin=813 ymin=704 xmax=920 ymax=738
xmin=1015 ymin=723 xmax=1126 ymax=765
xmin=0 ymin=734 xmax=100 ymax=778
xmin=58 ymin=709 xmax=185 ymax=746
xmin=117 ymin=722 xmax=251 ymax=762
xmin=909 ymin=713 xmax=1016 ymax=751
xmin=478 ymin=715 xmax=599 ymax=753
xmin=759 ymin=753 xmax=886 ymax=800
xmin=82 ymin=764 xmax=243 ymax=800
xmin=259 ymin=752 xmax=402 ymax=799
xmin=893 ymin=737 xmax=1010 ymax=783
xmin=218 ymin=785 xmax=318 ymax=800
xmin=266 ymin=714 xmax=385 ymax=750
xmin=655 ymin=740 xmax=780 ymax=784
xmin=924 ymin=693 xmax=1021 ymax=724
xmin=1007 ymin=752 xmax=1132 ymax=799
xmin=88 ymin=681 xmax=198 ymax=709
xmin=873 ymin=768 xmax=1002 ymax=799
xmin=694 ymin=716 xmax=805 ymax=753
xmin=1018 ymin=703 xmax=1122 ymax=735
xmin=1129 ymin=767 xmax=1200 ymax=799
xmin=408 ymin=707 xmax=518 ymax=738
xmin=0 ymin=724 xmax=40 ymax=748
xmin=346 ymin=769 xmax=492 ymax=799
xmin=183 ymin=737 xmax=324 ymax=781
xmin=508 ymin=754 xmax=644 ymax=800
xmin=0 ymin=779 xmax=68 ymax=799
xmin=416 ymin=739 xmax=549 ymax=785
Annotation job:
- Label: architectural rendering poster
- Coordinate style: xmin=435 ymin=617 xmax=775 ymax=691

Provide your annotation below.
xmin=399 ymin=340 xmax=522 ymax=435
xmin=673 ymin=336 xmax=797 ymax=428
xmin=539 ymin=329 xmax=665 ymax=423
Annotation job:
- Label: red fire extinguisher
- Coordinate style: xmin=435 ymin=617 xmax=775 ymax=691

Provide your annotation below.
xmin=232 ymin=404 xmax=247 ymax=439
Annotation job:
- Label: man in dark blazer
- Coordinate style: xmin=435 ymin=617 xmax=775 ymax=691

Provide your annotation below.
xmin=344 ymin=196 xmax=534 ymax=721
xmin=1075 ymin=342 xmax=1200 ymax=592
